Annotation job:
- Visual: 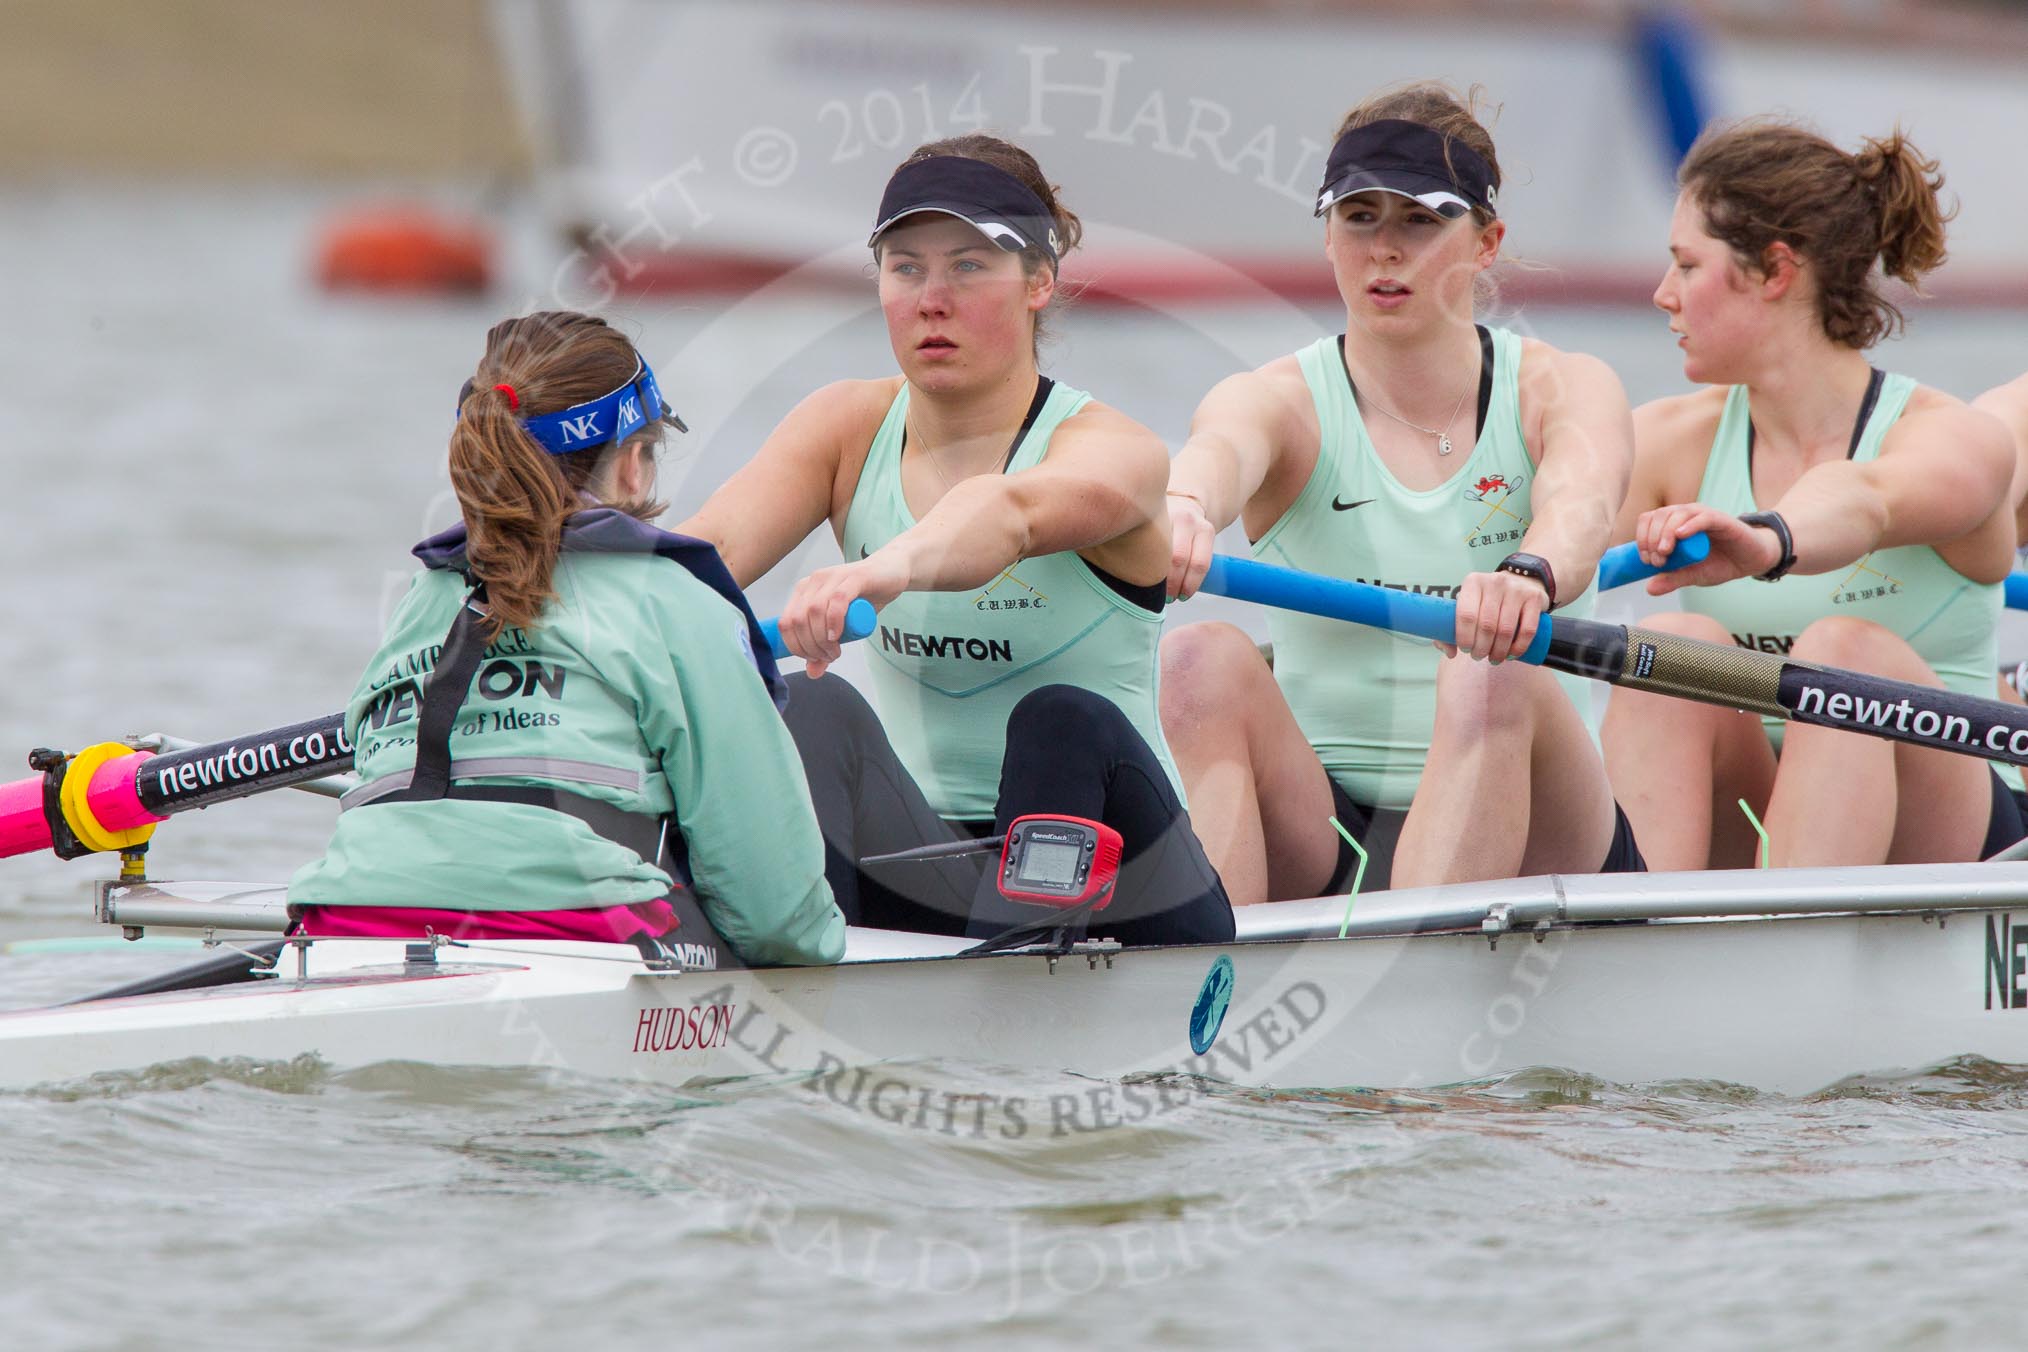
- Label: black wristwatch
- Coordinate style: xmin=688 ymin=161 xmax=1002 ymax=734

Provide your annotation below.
xmin=1738 ymin=510 xmax=1796 ymax=582
xmin=1496 ymin=552 xmax=1557 ymax=609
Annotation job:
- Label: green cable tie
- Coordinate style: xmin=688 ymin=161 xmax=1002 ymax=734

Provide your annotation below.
xmin=1329 ymin=816 xmax=1370 ymax=938
xmin=1737 ymin=798 xmax=1770 ymax=869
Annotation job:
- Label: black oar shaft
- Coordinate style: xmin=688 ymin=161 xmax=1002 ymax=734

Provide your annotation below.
xmin=1198 ymin=555 xmax=2028 ymax=770
xmin=1545 ymin=615 xmax=2028 ymax=767
xmin=134 ymin=714 xmax=353 ymax=816
xmin=1544 ymin=617 xmax=1785 ymax=719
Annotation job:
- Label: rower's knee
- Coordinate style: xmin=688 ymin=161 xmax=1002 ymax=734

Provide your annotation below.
xmin=783 ymin=669 xmax=882 ymax=740
xmin=1790 ymin=615 xmax=1924 ymax=678
xmin=1430 ymin=651 xmax=1542 ymax=742
xmin=1160 ymin=622 xmax=1268 ymax=738
xmin=1007 ymin=683 xmax=1119 ymax=747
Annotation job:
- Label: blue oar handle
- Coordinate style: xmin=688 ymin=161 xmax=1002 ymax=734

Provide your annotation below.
xmin=1199 ymin=556 xmax=1555 ymax=664
xmin=759 ymin=598 xmax=878 ymax=662
xmin=1597 ymin=532 xmax=1711 ymax=591
xmin=2008 ymin=572 xmax=2028 ymax=612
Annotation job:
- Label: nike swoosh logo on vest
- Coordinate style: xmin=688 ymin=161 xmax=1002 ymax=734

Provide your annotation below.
xmin=1331 ymin=496 xmax=1374 ymax=512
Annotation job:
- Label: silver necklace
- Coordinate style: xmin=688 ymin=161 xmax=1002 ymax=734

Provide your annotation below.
xmin=1360 ymin=381 xmax=1473 ymax=455
xmin=908 ymin=417 xmax=962 ymax=491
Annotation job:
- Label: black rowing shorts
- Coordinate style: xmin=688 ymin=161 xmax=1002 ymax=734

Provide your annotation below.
xmin=1323 ymin=777 xmax=1646 ymax=896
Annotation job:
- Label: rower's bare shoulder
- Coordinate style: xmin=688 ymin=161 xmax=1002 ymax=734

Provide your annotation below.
xmin=1974 ymin=372 xmax=2028 ymax=441
xmin=788 ymin=376 xmax=902 ymax=437
xmin=765 ymin=377 xmax=898 ymax=478
xmin=1632 ymin=387 xmax=1727 ymax=453
xmin=1194 ymin=354 xmax=1313 ymax=442
xmin=1884 ymin=387 xmax=2014 ymax=478
xmin=1514 ymin=337 xmax=1623 ymax=398
xmin=1626 ymin=388 xmax=1725 ymax=506
xmin=1060 ymin=398 xmax=1164 ymax=450
xmin=1253 ymin=352 xmax=1315 ymax=412
xmin=1512 ymin=339 xmax=1633 ymax=458
xmin=1050 ymin=399 xmax=1169 ymax=488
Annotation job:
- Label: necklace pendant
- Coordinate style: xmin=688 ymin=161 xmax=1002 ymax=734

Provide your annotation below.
xmin=1438 ymin=434 xmax=1453 ymax=456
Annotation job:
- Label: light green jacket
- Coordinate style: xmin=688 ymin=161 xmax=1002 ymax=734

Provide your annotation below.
xmin=288 ymin=539 xmax=845 ymax=966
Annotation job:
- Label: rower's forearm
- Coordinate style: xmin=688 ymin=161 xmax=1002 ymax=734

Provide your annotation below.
xmin=676 ymin=504 xmax=798 ymax=590
xmin=1168 ymin=439 xmax=1253 ymax=529
xmin=1769 ymin=469 xmax=1888 ymax=575
xmin=886 ymin=480 xmax=1030 ymax=591
xmin=1519 ymin=497 xmax=1617 ymax=601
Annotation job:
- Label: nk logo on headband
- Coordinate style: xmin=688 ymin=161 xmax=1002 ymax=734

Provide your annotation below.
xmin=559 ymin=413 xmax=603 ymax=444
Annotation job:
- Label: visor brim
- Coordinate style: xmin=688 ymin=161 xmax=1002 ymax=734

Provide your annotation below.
xmin=1315 ymin=170 xmax=1478 ymax=220
xmin=867 ymin=205 xmax=1038 ymax=254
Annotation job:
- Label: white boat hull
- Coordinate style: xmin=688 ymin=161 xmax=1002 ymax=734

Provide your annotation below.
xmin=6 ymin=864 xmax=2028 ymax=1095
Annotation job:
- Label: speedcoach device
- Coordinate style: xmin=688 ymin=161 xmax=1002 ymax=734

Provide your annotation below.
xmin=997 ymin=815 xmax=1120 ymax=909
xmin=855 ymin=814 xmax=1125 ymax=954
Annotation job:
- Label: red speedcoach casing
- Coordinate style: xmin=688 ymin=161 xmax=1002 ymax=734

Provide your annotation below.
xmin=996 ymin=815 xmax=1122 ymax=909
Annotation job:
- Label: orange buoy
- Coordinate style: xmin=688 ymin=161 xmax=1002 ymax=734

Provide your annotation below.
xmin=315 ymin=205 xmax=494 ymax=295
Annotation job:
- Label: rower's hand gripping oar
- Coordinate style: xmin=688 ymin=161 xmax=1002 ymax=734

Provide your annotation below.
xmin=1199 ymin=555 xmax=2028 ymax=769
xmin=0 ymin=600 xmax=879 ymax=864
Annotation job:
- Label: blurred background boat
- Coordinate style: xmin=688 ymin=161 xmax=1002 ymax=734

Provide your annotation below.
xmin=488 ymin=0 xmax=2028 ymax=306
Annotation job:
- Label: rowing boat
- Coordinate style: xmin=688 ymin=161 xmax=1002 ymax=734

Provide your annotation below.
xmin=2 ymin=861 xmax=2025 ymax=1094
xmin=9 ymin=547 xmax=2028 ymax=1096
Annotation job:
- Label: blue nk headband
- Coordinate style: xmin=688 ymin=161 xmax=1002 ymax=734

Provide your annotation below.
xmin=521 ymin=357 xmax=686 ymax=455
xmin=462 ymin=356 xmax=687 ymax=456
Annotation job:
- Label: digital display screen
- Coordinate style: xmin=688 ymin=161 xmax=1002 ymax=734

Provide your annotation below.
xmin=1017 ymin=840 xmax=1082 ymax=887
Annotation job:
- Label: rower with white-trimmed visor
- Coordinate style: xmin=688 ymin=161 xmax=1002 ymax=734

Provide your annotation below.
xmin=1160 ymin=83 xmax=1645 ymax=905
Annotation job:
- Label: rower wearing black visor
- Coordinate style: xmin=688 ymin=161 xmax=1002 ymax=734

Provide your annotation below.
xmin=1159 ymin=82 xmax=1644 ymax=905
xmin=681 ymin=136 xmax=1233 ymax=947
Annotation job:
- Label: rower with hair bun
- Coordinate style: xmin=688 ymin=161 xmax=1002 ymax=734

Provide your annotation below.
xmin=1606 ymin=121 xmax=2022 ymax=870
xmin=290 ymin=311 xmax=847 ymax=966
xmin=681 ymin=135 xmax=1233 ymax=948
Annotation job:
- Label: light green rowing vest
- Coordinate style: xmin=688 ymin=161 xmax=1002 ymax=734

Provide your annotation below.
xmin=1253 ymin=327 xmax=1600 ymax=810
xmin=842 ymin=378 xmax=1181 ymax=819
xmin=1674 ymin=373 xmax=2016 ymax=785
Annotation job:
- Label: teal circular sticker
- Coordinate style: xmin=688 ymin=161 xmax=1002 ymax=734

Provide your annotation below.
xmin=1189 ymin=954 xmax=1235 ymax=1055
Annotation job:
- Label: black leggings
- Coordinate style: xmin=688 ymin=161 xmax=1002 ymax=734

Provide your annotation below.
xmin=781 ymin=673 xmax=1234 ymax=947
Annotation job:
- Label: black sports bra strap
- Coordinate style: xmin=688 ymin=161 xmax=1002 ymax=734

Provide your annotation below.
xmin=1746 ymin=367 xmax=1887 ymax=462
xmin=899 ymin=376 xmax=1055 ymax=474
xmin=393 ymin=586 xmax=493 ymax=804
xmin=1000 ymin=375 xmax=1055 ymax=471
xmin=1473 ymin=325 xmax=1494 ymax=441
xmin=1848 ymin=368 xmax=1887 ymax=458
